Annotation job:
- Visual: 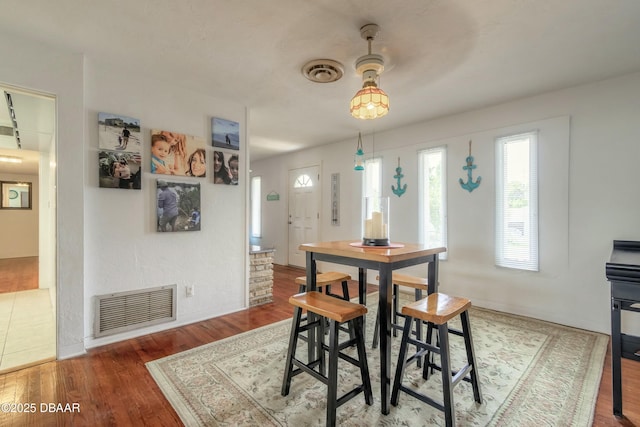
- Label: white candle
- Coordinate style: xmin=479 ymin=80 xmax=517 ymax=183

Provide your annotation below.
xmin=371 ymin=211 xmax=383 ymax=238
xmin=365 ymin=218 xmax=373 ymax=238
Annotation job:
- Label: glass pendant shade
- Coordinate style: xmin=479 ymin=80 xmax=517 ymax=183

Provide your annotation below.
xmin=350 ymin=82 xmax=389 ymax=120
xmin=354 ymin=148 xmax=365 ymax=170
xmin=354 ymin=132 xmax=365 ymax=171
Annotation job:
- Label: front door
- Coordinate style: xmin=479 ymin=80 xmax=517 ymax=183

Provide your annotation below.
xmin=288 ymin=166 xmax=319 ymax=267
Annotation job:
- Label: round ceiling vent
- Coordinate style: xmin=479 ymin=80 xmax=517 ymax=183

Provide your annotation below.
xmin=302 ymin=59 xmax=344 ymax=83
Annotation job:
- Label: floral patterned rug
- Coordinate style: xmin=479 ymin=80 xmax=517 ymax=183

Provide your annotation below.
xmin=147 ymin=293 xmax=607 ymax=426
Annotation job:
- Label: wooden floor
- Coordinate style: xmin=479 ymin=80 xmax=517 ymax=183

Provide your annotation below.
xmin=0 ymin=257 xmax=38 ymax=294
xmin=0 ymin=264 xmax=637 ymax=426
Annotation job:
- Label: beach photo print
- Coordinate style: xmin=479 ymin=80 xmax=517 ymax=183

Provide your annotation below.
xmin=211 ymin=117 xmax=239 ymax=150
xmin=98 ymin=112 xmax=141 ymax=153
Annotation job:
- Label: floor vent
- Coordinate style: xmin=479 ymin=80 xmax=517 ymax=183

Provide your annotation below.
xmin=94 ymin=284 xmax=177 ymax=338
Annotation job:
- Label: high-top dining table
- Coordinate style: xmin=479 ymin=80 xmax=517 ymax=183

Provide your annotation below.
xmin=299 ymin=240 xmax=446 ymax=415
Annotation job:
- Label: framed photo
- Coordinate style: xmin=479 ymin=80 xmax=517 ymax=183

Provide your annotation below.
xmin=213 ymin=151 xmax=239 ymax=185
xmin=0 ymin=181 xmax=32 ymax=209
xmin=156 ymin=179 xmax=201 ymax=232
xmin=98 ymin=112 xmax=141 ymax=153
xmin=98 ymin=150 xmax=142 ymax=190
xmin=211 ymin=117 xmax=239 ymax=150
xmin=151 ymin=130 xmax=206 ymax=177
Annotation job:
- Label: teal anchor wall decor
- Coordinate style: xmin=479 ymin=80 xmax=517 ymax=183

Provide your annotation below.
xmin=459 ymin=140 xmax=481 ymax=192
xmin=392 ymin=157 xmax=407 ymax=197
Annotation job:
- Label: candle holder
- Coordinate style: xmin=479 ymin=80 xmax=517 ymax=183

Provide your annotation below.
xmin=362 ymin=196 xmax=390 ymax=246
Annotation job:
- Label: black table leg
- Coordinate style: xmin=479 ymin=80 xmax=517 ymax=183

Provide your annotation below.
xmin=359 ymin=267 xmax=367 ymax=305
xmin=378 ymin=264 xmax=392 ymax=415
xmin=359 ymin=267 xmax=367 ymax=337
xmin=306 ymin=252 xmax=320 ymax=369
xmin=427 ymin=256 xmax=439 ymax=294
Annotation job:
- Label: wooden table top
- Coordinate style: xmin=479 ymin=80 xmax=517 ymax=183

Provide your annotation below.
xmin=299 ymin=240 xmax=446 ymax=263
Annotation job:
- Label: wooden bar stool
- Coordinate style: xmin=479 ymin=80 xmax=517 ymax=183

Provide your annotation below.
xmin=281 ymin=291 xmax=373 ymax=427
xmin=295 ymin=271 xmax=351 ymax=300
xmin=372 ymin=273 xmax=428 ymax=348
xmin=391 ymin=293 xmax=482 ymax=427
xmin=295 ymin=271 xmax=354 ymax=341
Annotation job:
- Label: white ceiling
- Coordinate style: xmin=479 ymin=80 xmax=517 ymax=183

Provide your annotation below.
xmin=1 ymin=0 xmax=639 ymax=162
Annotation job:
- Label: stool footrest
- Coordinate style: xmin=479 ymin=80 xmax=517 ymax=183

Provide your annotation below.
xmin=425 ymin=363 xmax=475 ymax=387
xmin=336 ymin=385 xmax=366 ymax=409
xmin=406 ymin=336 xmax=440 ymax=355
xmin=398 ymin=384 xmax=445 ymax=412
xmin=291 ymin=358 xmax=327 ymax=384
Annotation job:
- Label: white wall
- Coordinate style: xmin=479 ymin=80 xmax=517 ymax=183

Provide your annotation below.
xmin=0 ymin=30 xmax=249 ymax=355
xmin=251 ymin=71 xmax=640 ymax=335
xmin=83 ymin=59 xmax=248 ymax=348
xmin=0 ymin=31 xmax=85 ymax=358
xmin=0 ymin=172 xmax=38 ymax=258
xmin=39 ymin=148 xmax=56 ymax=295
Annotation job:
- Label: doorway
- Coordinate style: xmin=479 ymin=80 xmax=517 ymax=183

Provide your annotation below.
xmin=287 ymin=166 xmax=320 ymax=267
xmin=0 ymin=85 xmax=57 ymax=373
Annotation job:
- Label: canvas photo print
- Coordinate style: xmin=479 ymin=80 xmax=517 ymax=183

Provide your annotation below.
xmin=98 ymin=150 xmax=142 ymax=190
xmin=98 ymin=112 xmax=141 ymax=153
xmin=151 ymin=130 xmax=206 ymax=177
xmin=213 ymin=151 xmax=239 ymax=185
xmin=211 ymin=117 xmax=239 ymax=150
xmin=156 ymin=179 xmax=201 ymax=232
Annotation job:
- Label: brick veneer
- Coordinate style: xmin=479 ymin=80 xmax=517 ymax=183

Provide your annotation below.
xmin=249 ymin=249 xmax=274 ymax=306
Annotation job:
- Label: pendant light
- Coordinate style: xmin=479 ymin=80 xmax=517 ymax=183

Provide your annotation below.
xmin=350 ymin=24 xmax=389 ymax=120
xmin=354 ymin=132 xmax=365 ymax=171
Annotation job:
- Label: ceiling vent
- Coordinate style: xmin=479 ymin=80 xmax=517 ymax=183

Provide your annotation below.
xmin=302 ymin=59 xmax=344 ymax=83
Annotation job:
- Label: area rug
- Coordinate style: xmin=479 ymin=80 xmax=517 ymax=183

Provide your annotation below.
xmin=146 ymin=293 xmax=608 ymax=426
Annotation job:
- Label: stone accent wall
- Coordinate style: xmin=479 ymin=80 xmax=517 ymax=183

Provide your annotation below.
xmin=249 ymin=250 xmax=274 ymax=306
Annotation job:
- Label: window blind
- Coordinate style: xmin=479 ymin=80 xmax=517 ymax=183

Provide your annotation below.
xmin=419 ymin=147 xmax=448 ymax=260
xmin=495 ymin=132 xmax=538 ymax=271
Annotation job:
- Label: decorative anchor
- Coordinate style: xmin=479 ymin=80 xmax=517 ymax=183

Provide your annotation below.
xmin=459 ymin=140 xmax=481 ymax=192
xmin=392 ymin=157 xmax=407 ymax=197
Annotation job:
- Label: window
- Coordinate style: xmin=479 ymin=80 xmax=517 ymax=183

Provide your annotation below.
xmin=250 ymin=176 xmax=261 ymax=238
xmin=419 ymin=147 xmax=447 ymax=259
xmin=495 ymin=132 xmax=538 ymax=271
xmin=363 ymin=157 xmax=382 ymax=199
xmin=293 ymin=174 xmax=313 ymax=188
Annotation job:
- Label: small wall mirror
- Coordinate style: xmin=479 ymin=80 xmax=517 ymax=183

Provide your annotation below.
xmin=1 ymin=181 xmax=32 ymax=209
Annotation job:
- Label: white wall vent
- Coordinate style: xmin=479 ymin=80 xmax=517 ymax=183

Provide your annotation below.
xmin=94 ymin=284 xmax=177 ymax=338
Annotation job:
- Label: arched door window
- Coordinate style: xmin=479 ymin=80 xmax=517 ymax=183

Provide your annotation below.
xmin=294 ymin=174 xmax=313 ymax=188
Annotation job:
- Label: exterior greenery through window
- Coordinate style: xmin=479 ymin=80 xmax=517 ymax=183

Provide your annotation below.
xmin=419 ymin=147 xmax=447 ymax=259
xmin=495 ymin=132 xmax=538 ymax=271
